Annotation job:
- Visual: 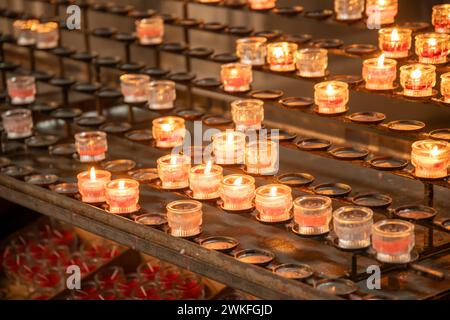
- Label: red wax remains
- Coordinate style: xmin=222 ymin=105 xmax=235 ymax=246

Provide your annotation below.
xmin=29 ymin=243 xmax=50 ymax=260
xmin=405 ymin=83 xmax=430 ymax=90
xmin=296 ymin=214 xmax=328 ymax=227
xmin=137 ymin=28 xmax=162 ymax=38
xmin=79 ymin=146 xmax=107 ymax=156
xmin=225 ymin=77 xmax=247 ymax=87
xmin=140 ymin=263 xmax=161 ymax=281
xmin=258 ymin=206 xmax=287 ymax=216
xmin=373 ymin=237 xmax=411 ymax=254
xmin=8 ymin=88 xmax=34 ymax=98
xmin=73 ymin=287 xmax=99 ymax=300
xmin=135 ymin=286 xmax=158 ymax=300
xmin=382 ymin=42 xmax=409 ymax=52
xmin=420 ymin=47 xmax=446 ymax=58
xmin=317 ymin=97 xmax=344 ymax=107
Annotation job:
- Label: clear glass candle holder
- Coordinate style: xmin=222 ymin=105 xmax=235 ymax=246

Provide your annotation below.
xmin=415 ymin=33 xmax=450 ymax=64
xmin=333 ymin=206 xmax=373 ymax=249
xmin=432 ymin=4 xmax=450 ymax=34
xmin=296 ymin=48 xmax=328 ymax=78
xmin=245 ymin=140 xmax=279 ymax=175
xmin=104 ymin=179 xmax=140 ymax=214
xmin=120 ymin=74 xmax=150 ymax=104
xmin=152 ymin=116 xmax=185 ymax=148
xmin=372 ymin=220 xmax=415 ymax=263
xmin=236 ymin=37 xmax=267 ymax=66
xmin=7 ymin=75 xmax=36 ymax=105
xmin=411 ymin=139 xmax=450 ymax=179
xmin=334 ymin=0 xmax=365 ymax=21
xmin=147 ymin=80 xmax=176 ymax=110
xmin=1 ymin=108 xmax=33 ymax=139
xmin=189 ymin=162 xmax=223 ymax=199
xmin=266 ymin=42 xmax=298 ymax=72
xmin=362 ymin=54 xmax=397 ymax=90
xmin=13 ymin=19 xmax=38 ymax=46
xmin=33 ymin=22 xmax=59 ymax=49
xmin=255 ymin=184 xmax=292 ymax=222
xmin=135 ymin=17 xmax=164 ymax=45
xmin=220 ymin=63 xmax=253 ymax=92
xmin=77 ymin=168 xmax=111 ymax=203
xmin=75 ymin=131 xmax=108 ymax=162
xmin=167 ymin=200 xmax=202 ymax=237
xmin=378 ymin=28 xmax=412 ymax=58
xmin=314 ymin=81 xmax=349 ymax=114
xmin=293 ymin=195 xmax=332 ymax=235
xmin=212 ymin=131 xmax=246 ymax=165
xmin=219 ymin=174 xmax=255 ymax=211
xmin=157 ymin=154 xmax=191 ymax=189
xmin=440 ymin=72 xmax=450 ymax=103
xmin=366 ymin=0 xmax=398 ymax=27
xmin=400 ymin=64 xmax=436 ymax=97
xmin=248 ymin=0 xmax=276 ymax=10
xmin=231 ymin=99 xmax=264 ymax=131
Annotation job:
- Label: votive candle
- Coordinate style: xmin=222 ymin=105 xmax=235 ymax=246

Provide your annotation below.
xmin=334 ymin=0 xmax=365 ymax=21
xmin=33 ymin=22 xmax=59 ymax=49
xmin=77 ymin=167 xmax=111 ymax=203
xmin=366 ymin=0 xmax=398 ymax=27
xmin=13 ymin=19 xmax=38 ymax=46
xmin=432 ymin=4 xmax=450 ymax=34
xmin=120 ymin=74 xmax=150 ymax=104
xmin=333 ymin=206 xmax=373 ymax=249
xmin=221 ymin=63 xmax=252 ymax=92
xmin=231 ymin=99 xmax=264 ymax=131
xmin=314 ymin=81 xmax=349 ymax=114
xmin=212 ymin=131 xmax=246 ymax=165
xmin=135 ymin=17 xmax=164 ymax=45
xmin=440 ymin=72 xmax=450 ymax=103
xmin=362 ymin=54 xmax=397 ymax=90
xmin=167 ymin=200 xmax=202 ymax=237
xmin=147 ymin=80 xmax=176 ymax=110
xmin=248 ymin=0 xmax=276 ymax=10
xmin=411 ymin=139 xmax=450 ymax=179
xmin=245 ymin=140 xmax=279 ymax=175
xmin=157 ymin=154 xmax=191 ymax=189
xmin=255 ymin=184 xmax=292 ymax=222
xmin=236 ymin=37 xmax=267 ymax=66
xmin=378 ymin=28 xmax=412 ymax=58
xmin=219 ymin=174 xmax=255 ymax=211
xmin=105 ymin=179 xmax=140 ymax=214
xmin=266 ymin=42 xmax=298 ymax=72
xmin=1 ymin=108 xmax=33 ymax=139
xmin=152 ymin=116 xmax=185 ymax=148
xmin=415 ymin=33 xmax=450 ymax=64
xmin=293 ymin=195 xmax=332 ymax=235
xmin=75 ymin=131 xmax=108 ymax=162
xmin=296 ymin=48 xmax=328 ymax=78
xmin=189 ymin=161 xmax=223 ymax=200
xmin=372 ymin=220 xmax=415 ymax=263
xmin=400 ymin=64 xmax=436 ymax=97
xmin=7 ymin=75 xmax=36 ymax=105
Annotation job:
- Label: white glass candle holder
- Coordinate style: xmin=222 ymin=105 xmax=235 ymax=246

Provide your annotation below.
xmin=372 ymin=220 xmax=415 ymax=263
xmin=75 ymin=131 xmax=108 ymax=162
xmin=219 ymin=174 xmax=255 ymax=211
xmin=314 ymin=81 xmax=349 ymax=114
xmin=411 ymin=139 xmax=450 ymax=179
xmin=366 ymin=0 xmax=398 ymax=27
xmin=231 ymin=99 xmax=264 ymax=131
xmin=255 ymin=184 xmax=292 ymax=222
xmin=189 ymin=162 xmax=223 ymax=200
xmin=152 ymin=116 xmax=185 ymax=148
xmin=333 ymin=206 xmax=373 ymax=249
xmin=157 ymin=154 xmax=191 ymax=189
xmin=236 ymin=37 xmax=267 ymax=66
xmin=432 ymin=4 xmax=450 ymax=34
xmin=266 ymin=42 xmax=298 ymax=72
xmin=147 ymin=80 xmax=176 ymax=110
xmin=135 ymin=17 xmax=164 ymax=45
xmin=248 ymin=0 xmax=276 ymax=10
xmin=378 ymin=28 xmax=412 ymax=58
xmin=167 ymin=200 xmax=202 ymax=237
xmin=1 ymin=108 xmax=33 ymax=139
xmin=120 ymin=74 xmax=150 ymax=104
xmin=296 ymin=48 xmax=328 ymax=78
xmin=293 ymin=195 xmax=332 ymax=235
xmin=220 ymin=63 xmax=252 ymax=92
xmin=399 ymin=64 xmax=436 ymax=97
xmin=77 ymin=168 xmax=111 ymax=203
xmin=440 ymin=72 xmax=450 ymax=103
xmin=33 ymin=22 xmax=59 ymax=49
xmin=245 ymin=140 xmax=278 ymax=175
xmin=105 ymin=179 xmax=140 ymax=214
xmin=212 ymin=131 xmax=246 ymax=165
xmin=334 ymin=0 xmax=365 ymax=21
xmin=13 ymin=19 xmax=38 ymax=46
xmin=7 ymin=75 xmax=36 ymax=105
xmin=362 ymin=54 xmax=397 ymax=90
xmin=415 ymin=33 xmax=450 ymax=64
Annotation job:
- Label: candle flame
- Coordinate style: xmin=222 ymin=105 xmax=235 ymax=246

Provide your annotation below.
xmin=391 ymin=28 xmax=399 ymax=41
xmin=233 ymin=176 xmax=243 ymax=185
xmin=226 ymin=133 xmax=234 ymax=144
xmin=273 ymin=47 xmax=284 ymax=59
xmin=118 ymin=180 xmax=125 ymax=190
xmin=377 ymin=54 xmax=385 ymax=67
xmin=431 ymin=145 xmax=440 ymax=157
xmin=411 ymin=68 xmax=422 ymax=79
xmin=269 ymin=186 xmax=278 ymax=196
xmin=170 ymin=156 xmax=177 ymax=165
xmin=89 ymin=167 xmax=96 ymax=180
xmin=161 ymin=123 xmax=172 ymax=131
xmin=204 ymin=160 xmax=212 ymax=174
xmin=326 ymin=84 xmax=335 ymax=94
xmin=428 ymin=38 xmax=437 ymax=47
xmin=378 ymin=0 xmax=385 ymax=5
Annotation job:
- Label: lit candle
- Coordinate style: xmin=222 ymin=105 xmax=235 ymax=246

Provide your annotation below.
xmin=296 ymin=48 xmax=328 ymax=78
xmin=362 ymin=54 xmax=397 ymax=90
xmin=293 ymin=195 xmax=332 ymax=235
xmin=432 ymin=4 xmax=450 ymax=34
xmin=399 ymin=64 xmax=436 ymax=97
xmin=1 ymin=108 xmax=33 ymax=139
xmin=255 ymin=184 xmax=292 ymax=222
xmin=157 ymin=154 xmax=191 ymax=189
xmin=266 ymin=42 xmax=298 ymax=72
xmin=411 ymin=140 xmax=450 ymax=179
xmin=135 ymin=16 xmax=164 ymax=45
xmin=189 ymin=161 xmax=223 ymax=199
xmin=77 ymin=167 xmax=111 ymax=203
xmin=440 ymin=72 xmax=450 ymax=103
xmin=152 ymin=116 xmax=185 ymax=148
xmin=212 ymin=131 xmax=246 ymax=165
xmin=104 ymin=179 xmax=140 ymax=214
xmin=147 ymin=80 xmax=176 ymax=110
xmin=334 ymin=0 xmax=365 ymax=21
xmin=219 ymin=174 xmax=255 ymax=211
xmin=231 ymin=99 xmax=264 ymax=132
xmin=366 ymin=0 xmax=398 ymax=27
xmin=245 ymin=140 xmax=279 ymax=175
xmin=220 ymin=63 xmax=252 ymax=92
xmin=167 ymin=200 xmax=203 ymax=237
xmin=378 ymin=28 xmax=412 ymax=58
xmin=7 ymin=75 xmax=36 ymax=105
xmin=248 ymin=0 xmax=276 ymax=10
xmin=120 ymin=74 xmax=150 ymax=104
xmin=236 ymin=37 xmax=267 ymax=66
xmin=372 ymin=220 xmax=415 ymax=263
xmin=415 ymin=33 xmax=450 ymax=64
xmin=314 ymin=81 xmax=349 ymax=114
xmin=33 ymin=22 xmax=59 ymax=49
xmin=75 ymin=131 xmax=108 ymax=162
xmin=333 ymin=206 xmax=373 ymax=249
xmin=12 ymin=19 xmax=39 ymax=46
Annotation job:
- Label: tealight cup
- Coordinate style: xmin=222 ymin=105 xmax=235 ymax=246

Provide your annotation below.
xmin=415 ymin=33 xmax=450 ymax=64
xmin=212 ymin=131 xmax=246 ymax=165
xmin=220 ymin=63 xmax=253 ymax=92
xmin=33 ymin=22 xmax=59 ymax=49
xmin=167 ymin=200 xmax=202 ymax=237
xmin=75 ymin=131 xmax=108 ymax=162
xmin=231 ymin=99 xmax=264 ymax=132
xmin=1 ymin=108 xmax=33 ymax=139
xmin=236 ymin=37 xmax=267 ymax=66
xmin=152 ymin=116 xmax=185 ymax=148
xmin=157 ymin=154 xmax=191 ymax=189
xmin=104 ymin=179 xmax=140 ymax=214
xmin=296 ymin=48 xmax=328 ymax=78
xmin=366 ymin=0 xmax=398 ymax=27
xmin=440 ymin=72 xmax=450 ymax=103
xmin=266 ymin=42 xmax=298 ymax=72
xmin=13 ymin=19 xmax=38 ymax=46
xmin=411 ymin=139 xmax=450 ymax=179
xmin=147 ymin=80 xmax=176 ymax=110
xmin=135 ymin=17 xmax=164 ymax=45
xmin=314 ymin=81 xmax=349 ymax=114
xmin=219 ymin=174 xmax=255 ymax=211
xmin=189 ymin=162 xmax=223 ymax=200
xmin=7 ymin=76 xmax=36 ymax=105
xmin=378 ymin=28 xmax=412 ymax=58
xmin=255 ymin=184 xmax=292 ymax=222
xmin=334 ymin=0 xmax=365 ymax=21
xmin=245 ymin=140 xmax=279 ymax=175
xmin=293 ymin=195 xmax=332 ymax=235
xmin=372 ymin=220 xmax=415 ymax=263
xmin=399 ymin=64 xmax=436 ymax=97
xmin=432 ymin=4 xmax=450 ymax=34
xmin=333 ymin=206 xmax=373 ymax=249
xmin=120 ymin=74 xmax=150 ymax=104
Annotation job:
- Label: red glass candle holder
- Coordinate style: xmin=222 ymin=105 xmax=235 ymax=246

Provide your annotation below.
xmin=104 ymin=179 xmax=140 ymax=214
xmin=157 ymin=154 xmax=191 ymax=190
xmin=219 ymin=174 xmax=255 ymax=211
xmin=1 ymin=108 xmax=33 ymax=139
xmin=314 ymin=81 xmax=349 ymax=114
xmin=432 ymin=4 xmax=450 ymax=34
xmin=266 ymin=42 xmax=298 ymax=72
xmin=378 ymin=28 xmax=412 ymax=58
xmin=293 ymin=195 xmax=332 ymax=235
xmin=372 ymin=220 xmax=415 ymax=263
xmin=189 ymin=162 xmax=223 ymax=199
xmin=135 ymin=16 xmax=164 ymax=45
xmin=400 ymin=64 xmax=436 ymax=97
xmin=7 ymin=75 xmax=36 ymax=105
xmin=255 ymin=184 xmax=292 ymax=222
xmin=120 ymin=74 xmax=150 ymax=104
xmin=362 ymin=54 xmax=397 ymax=90
xmin=75 ymin=131 xmax=108 ymax=163
xmin=415 ymin=33 xmax=450 ymax=64
xmin=77 ymin=168 xmax=111 ymax=203
xmin=221 ymin=63 xmax=253 ymax=92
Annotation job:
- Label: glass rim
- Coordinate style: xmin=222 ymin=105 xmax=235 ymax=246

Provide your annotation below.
xmin=7 ymin=75 xmax=35 ymax=83
xmin=136 ymin=16 xmax=164 ymax=24
xmin=372 ymin=219 xmax=414 ymax=236
xmin=152 ymin=116 xmax=184 ymax=126
xmin=399 ymin=63 xmax=436 ymax=73
xmin=378 ymin=27 xmax=412 ymax=35
xmin=212 ymin=130 xmax=246 ymax=141
xmin=433 ymin=4 xmax=450 ymax=10
xmin=333 ymin=206 xmax=373 ymax=223
xmin=363 ymin=57 xmax=397 ymax=66
xmin=412 ymin=139 xmax=450 ymax=151
xmin=120 ymin=73 xmax=150 ymax=83
xmin=255 ymin=183 xmax=291 ymax=197
xmin=105 ymin=178 xmax=139 ymax=189
xmin=75 ymin=131 xmax=107 ymax=141
xmin=148 ymin=80 xmax=175 ymax=88
xmin=2 ymin=108 xmax=32 ymax=118
xmin=231 ymin=99 xmax=264 ymax=110
xmin=314 ymin=80 xmax=348 ymax=90
xmin=236 ymin=36 xmax=267 ymax=45
xmin=77 ymin=169 xmax=111 ymax=180
xmin=221 ymin=62 xmax=252 ymax=70
xmin=190 ymin=163 xmax=223 ymax=174
xmin=157 ymin=154 xmax=191 ymax=165
xmin=297 ymin=47 xmax=328 ymax=55
xmin=293 ymin=195 xmax=332 ymax=210
xmin=415 ymin=32 xmax=450 ymax=41
xmin=441 ymin=72 xmax=450 ymax=80
xmin=267 ymin=42 xmax=298 ymax=50
xmin=221 ymin=174 xmax=255 ymax=186
xmin=166 ymin=199 xmax=202 ymax=214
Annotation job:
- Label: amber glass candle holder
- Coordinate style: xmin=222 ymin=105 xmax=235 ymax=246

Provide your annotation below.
xmin=77 ymin=168 xmax=111 ymax=203
xmin=245 ymin=140 xmax=279 ymax=175
xmin=266 ymin=42 xmax=298 ymax=72
xmin=248 ymin=0 xmax=276 ymax=10
xmin=152 ymin=116 xmax=185 ymax=148
xmin=75 ymin=131 xmax=108 ymax=162
xmin=293 ymin=195 xmax=332 ymax=235
xmin=120 ymin=74 xmax=150 ymax=104
xmin=167 ymin=200 xmax=202 ymax=237
xmin=366 ymin=0 xmax=398 ymax=27
xmin=13 ymin=19 xmax=38 ymax=46
xmin=157 ymin=154 xmax=191 ymax=189
xmin=1 ymin=108 xmax=33 ymax=139
xmin=314 ymin=81 xmax=349 ymax=114
xmin=105 ymin=179 xmax=140 ymax=214
xmin=372 ymin=220 xmax=415 ymax=263
xmin=334 ymin=0 xmax=365 ymax=21
xmin=415 ymin=33 xmax=450 ymax=64
xmin=236 ymin=37 xmax=267 ymax=66
xmin=231 ymin=99 xmax=264 ymax=131
xmin=189 ymin=162 xmax=223 ymax=200
xmin=378 ymin=28 xmax=411 ymax=58
xmin=333 ymin=206 xmax=373 ymax=249
xmin=212 ymin=131 xmax=246 ymax=165
xmin=411 ymin=139 xmax=450 ymax=179
xmin=296 ymin=48 xmax=328 ymax=78
xmin=440 ymin=72 xmax=450 ymax=103
xmin=400 ymin=64 xmax=436 ymax=97
xmin=432 ymin=4 xmax=450 ymax=34
xmin=33 ymin=22 xmax=59 ymax=49
xmin=7 ymin=75 xmax=36 ymax=105
xmin=147 ymin=80 xmax=176 ymax=110
xmin=219 ymin=174 xmax=255 ymax=211
xmin=220 ymin=63 xmax=252 ymax=92
xmin=255 ymin=184 xmax=292 ymax=223
xmin=362 ymin=54 xmax=397 ymax=90
xmin=135 ymin=17 xmax=164 ymax=45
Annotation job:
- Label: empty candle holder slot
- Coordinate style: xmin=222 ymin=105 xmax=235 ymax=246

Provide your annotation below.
xmin=1 ymin=108 xmax=33 ymax=139
xmin=219 ymin=174 xmax=255 ymax=211
xmin=7 ymin=75 xmax=36 ymax=105
xmin=157 ymin=154 xmax=191 ymax=189
xmin=296 ymin=48 xmax=328 ymax=78
xmin=415 ymin=33 xmax=449 ymax=64
xmin=333 ymin=206 xmax=373 ymax=249
xmin=167 ymin=200 xmax=202 ymax=237
xmin=135 ymin=16 xmax=164 ymax=45
xmin=293 ymin=195 xmax=332 ymax=235
xmin=104 ymin=179 xmax=140 ymax=214
xmin=411 ymin=139 xmax=450 ymax=179
xmin=120 ymin=74 xmax=150 ymax=103
xmin=75 ymin=131 xmax=108 ymax=163
xmin=255 ymin=184 xmax=292 ymax=223
xmin=220 ymin=63 xmax=252 ymax=92
xmin=236 ymin=37 xmax=267 ymax=66
xmin=152 ymin=116 xmax=185 ymax=148
xmin=147 ymin=80 xmax=176 ymax=110
xmin=400 ymin=64 xmax=436 ymax=97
